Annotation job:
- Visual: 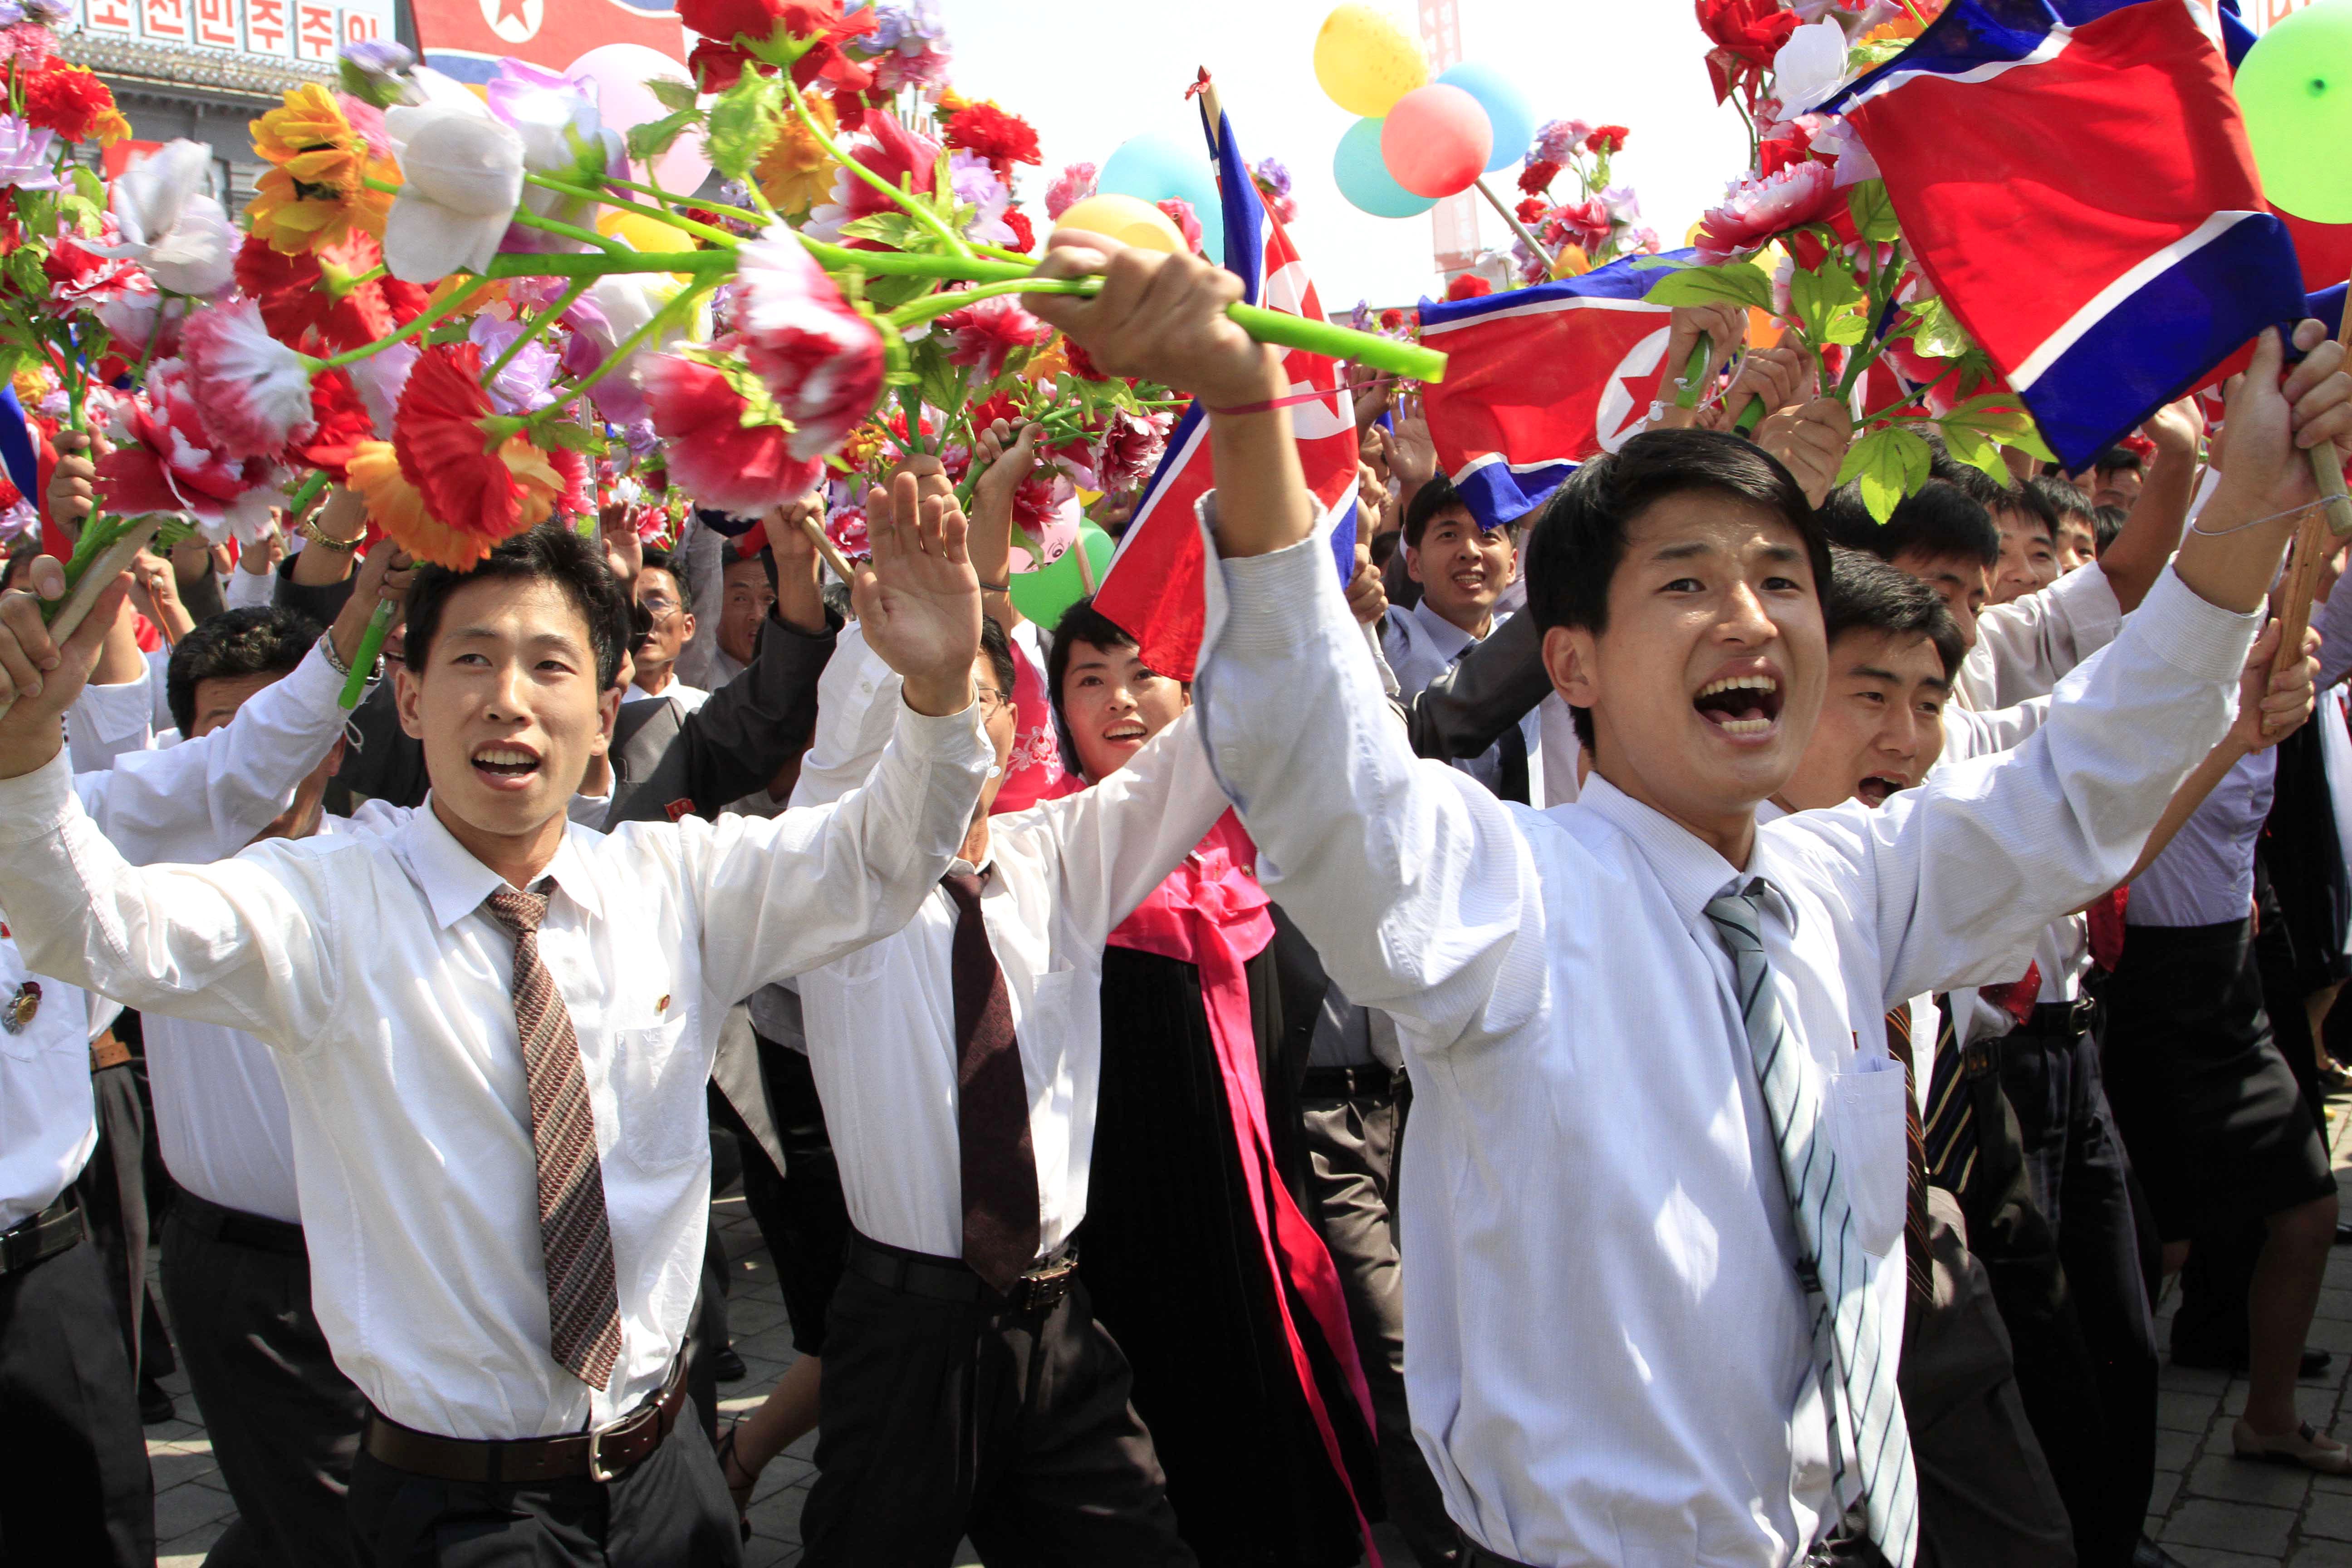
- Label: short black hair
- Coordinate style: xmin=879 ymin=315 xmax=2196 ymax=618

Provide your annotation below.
xmin=1986 ymin=476 xmax=2058 ymax=544
xmin=2092 ymin=504 xmax=2128 ymax=555
xmin=638 ymin=548 xmax=692 ymax=618
xmin=977 ymin=614 xmax=1015 ymax=703
xmin=167 ymin=606 xmax=322 ymax=735
xmin=1820 ymin=479 xmax=2001 ymax=569
xmin=402 ymin=523 xmax=628 ymax=692
xmin=1404 ymin=471 xmax=1476 ymax=550
xmin=1045 ymin=595 xmax=1138 ymax=717
xmin=1823 ymin=546 xmax=1964 ymax=681
xmin=2093 ymin=445 xmax=2144 ymax=476
xmin=1524 ymin=427 xmax=1825 ymax=753
xmin=2028 ymin=475 xmax=2096 ymax=528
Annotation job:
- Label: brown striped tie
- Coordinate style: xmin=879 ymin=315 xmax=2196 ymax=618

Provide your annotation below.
xmin=483 ymin=884 xmax=623 ymax=1392
xmin=1882 ymin=1004 xmax=1936 ymax=1313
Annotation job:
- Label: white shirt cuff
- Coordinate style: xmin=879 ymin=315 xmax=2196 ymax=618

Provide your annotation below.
xmin=2134 ymin=564 xmax=2262 ymax=684
xmin=0 ymin=748 xmax=78 ymax=845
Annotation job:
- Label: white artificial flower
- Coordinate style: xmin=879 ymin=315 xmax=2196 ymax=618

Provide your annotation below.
xmin=1774 ymin=18 xmax=1854 ymax=116
xmin=93 ymin=139 xmax=237 ymax=296
xmin=381 ymin=107 xmax=527 ymax=283
xmin=180 ymin=298 xmax=316 ymax=459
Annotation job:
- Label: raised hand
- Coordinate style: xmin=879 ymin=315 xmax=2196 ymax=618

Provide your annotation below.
xmin=2215 ymin=321 xmax=2352 ymax=516
xmin=1752 ymin=397 xmax=1855 ymax=509
xmin=328 ymin=541 xmax=417 ymax=671
xmin=762 ymin=496 xmax=830 ymax=633
xmin=2231 ymin=618 xmax=2319 ymax=752
xmin=1664 ymin=302 xmax=1746 ymax=404
xmin=1028 ymin=230 xmax=1280 ymax=408
xmin=1344 ymin=538 xmax=1388 ymax=627
xmin=1388 ymin=392 xmax=1437 ymax=493
xmin=1715 ymin=343 xmax=1813 ymax=432
xmin=597 ymin=505 xmax=643 ymax=586
xmin=854 ymin=470 xmax=981 ymax=717
xmin=0 ymin=558 xmax=131 ymax=776
xmin=47 ymin=429 xmax=106 ymax=537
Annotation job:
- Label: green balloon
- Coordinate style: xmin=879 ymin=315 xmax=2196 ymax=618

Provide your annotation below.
xmin=2237 ymin=0 xmax=2352 ymax=222
xmin=1007 ymin=521 xmax=1114 ymax=631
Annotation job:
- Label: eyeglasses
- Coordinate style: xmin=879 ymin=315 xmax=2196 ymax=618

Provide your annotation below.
xmin=639 ymin=593 xmax=682 ymax=619
xmin=975 ymin=685 xmax=1010 ymax=712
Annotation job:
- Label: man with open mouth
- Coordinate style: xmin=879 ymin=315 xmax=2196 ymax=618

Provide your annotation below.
xmin=0 ymin=493 xmax=995 ymax=1568
xmin=1028 ymin=230 xmax=2352 ymax=1568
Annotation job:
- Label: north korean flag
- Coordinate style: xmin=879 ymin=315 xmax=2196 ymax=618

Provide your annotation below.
xmin=410 ymin=0 xmax=689 ymax=82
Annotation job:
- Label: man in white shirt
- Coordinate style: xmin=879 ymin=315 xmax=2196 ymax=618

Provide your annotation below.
xmin=1382 ymin=473 xmax=1534 ymax=802
xmin=1030 ymin=233 xmax=2347 ymax=1568
xmin=0 ymin=505 xmax=994 ymax=1568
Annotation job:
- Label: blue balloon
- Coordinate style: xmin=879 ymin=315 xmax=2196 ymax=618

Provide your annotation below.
xmin=1333 ymin=116 xmax=1436 ymax=219
xmin=1436 ymin=62 xmax=1535 ymax=175
xmin=1098 ymin=131 xmax=1225 ymax=260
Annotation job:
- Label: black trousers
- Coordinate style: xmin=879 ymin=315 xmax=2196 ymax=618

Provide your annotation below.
xmin=75 ymin=1057 xmax=167 ymax=1383
xmin=798 ymin=1236 xmax=1195 ymax=1568
xmin=750 ymin=1034 xmax=850 ymax=1356
xmin=1998 ymin=1010 xmax=2158 ymax=1568
xmin=346 ymin=1413 xmax=740 ymax=1567
xmin=161 ymin=1193 xmax=366 ymax=1568
xmin=0 ymin=1221 xmax=153 ymax=1568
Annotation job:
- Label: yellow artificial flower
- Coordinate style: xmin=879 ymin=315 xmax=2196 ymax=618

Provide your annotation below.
xmin=245 ymin=85 xmax=397 ymax=255
xmin=754 ymin=92 xmax=838 ymax=219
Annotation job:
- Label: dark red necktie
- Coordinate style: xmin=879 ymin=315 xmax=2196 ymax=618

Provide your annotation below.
xmin=1981 ymin=961 xmax=2042 ymax=1029
xmin=1882 ymin=1006 xmax=1936 ymax=1313
xmin=941 ymin=872 xmax=1041 ymax=1294
xmin=2087 ymin=886 xmax=2129 ymax=973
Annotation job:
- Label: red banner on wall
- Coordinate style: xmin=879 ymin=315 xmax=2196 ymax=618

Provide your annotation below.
xmin=409 ymin=0 xmax=687 ymax=81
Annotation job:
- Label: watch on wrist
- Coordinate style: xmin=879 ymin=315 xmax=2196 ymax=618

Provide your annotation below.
xmin=318 ymin=630 xmax=382 ymax=684
xmin=298 ymin=515 xmax=362 ymax=552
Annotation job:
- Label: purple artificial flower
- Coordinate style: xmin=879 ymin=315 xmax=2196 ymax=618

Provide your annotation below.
xmin=948 ymin=151 xmax=1014 ymax=247
xmin=1529 ymin=118 xmax=1592 ymax=167
xmin=0 ymin=5 xmax=28 ymax=28
xmin=341 ymin=38 xmax=412 ymax=75
xmin=1250 ymin=157 xmax=1290 ymax=198
xmin=467 ymin=315 xmax=563 ymax=415
xmin=0 ymin=114 xmax=59 ymax=191
xmin=20 ymin=0 xmax=69 ymax=24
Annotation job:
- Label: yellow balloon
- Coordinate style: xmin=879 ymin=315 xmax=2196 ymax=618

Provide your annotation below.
xmin=1314 ymin=4 xmax=1429 ymax=118
xmin=1053 ymin=194 xmax=1187 ymax=255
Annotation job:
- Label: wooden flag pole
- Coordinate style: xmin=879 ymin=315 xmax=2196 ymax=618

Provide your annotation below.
xmin=2268 ymin=298 xmax=2352 ymax=687
xmin=797 ymin=510 xmax=856 ymax=588
xmin=0 ymin=518 xmax=162 ymax=723
xmin=1473 ymin=176 xmax=1556 ymax=274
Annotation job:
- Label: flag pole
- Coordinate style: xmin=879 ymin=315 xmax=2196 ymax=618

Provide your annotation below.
xmin=2268 ymin=297 xmax=2352 ymax=688
xmin=1473 ymin=176 xmax=1556 ymax=274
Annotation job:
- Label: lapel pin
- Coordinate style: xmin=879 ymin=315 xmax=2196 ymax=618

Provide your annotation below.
xmin=2 ymin=980 xmax=42 ymax=1034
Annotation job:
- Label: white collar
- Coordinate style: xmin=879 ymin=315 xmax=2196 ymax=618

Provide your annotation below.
xmin=397 ymin=800 xmax=606 ymax=931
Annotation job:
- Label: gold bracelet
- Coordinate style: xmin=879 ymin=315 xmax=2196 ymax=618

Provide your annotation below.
xmin=297 ymin=516 xmax=361 ymax=552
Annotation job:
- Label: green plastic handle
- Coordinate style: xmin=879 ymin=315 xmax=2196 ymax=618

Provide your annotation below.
xmin=338 ymin=599 xmax=394 ymax=710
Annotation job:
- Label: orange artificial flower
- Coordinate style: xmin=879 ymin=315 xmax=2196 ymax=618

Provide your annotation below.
xmin=754 ymin=89 xmax=839 ymax=219
xmin=245 ymin=85 xmax=397 ymax=254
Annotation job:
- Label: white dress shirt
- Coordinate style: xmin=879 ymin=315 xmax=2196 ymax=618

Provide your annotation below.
xmin=0 ymin=701 xmax=990 ymax=1440
xmin=1193 ymin=531 xmax=2252 ymax=1568
xmin=1957 ymin=558 xmax=2122 ymax=711
xmin=222 ymin=564 xmax=276 ymax=612
xmin=65 ymin=664 xmax=157 ymax=773
xmin=622 ymin=679 xmax=710 ymax=714
xmin=0 ymin=932 xmax=92 ymax=1230
xmin=798 ymin=708 xmax=1227 ymax=1262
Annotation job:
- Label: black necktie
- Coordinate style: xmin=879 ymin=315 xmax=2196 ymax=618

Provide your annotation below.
xmin=941 ymin=872 xmax=1041 ymax=1294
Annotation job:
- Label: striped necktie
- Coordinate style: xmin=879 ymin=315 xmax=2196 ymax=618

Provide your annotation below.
xmin=482 ymin=883 xmax=623 ymax=1391
xmin=1705 ymin=879 xmax=1916 ymax=1568
xmin=1919 ymin=998 xmax=1981 ymax=1200
xmin=1881 ymin=1006 xmax=1935 ymax=1314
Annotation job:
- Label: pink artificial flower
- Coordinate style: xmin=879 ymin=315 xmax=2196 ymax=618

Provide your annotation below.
xmin=1547 ymin=196 xmax=1615 ymax=255
xmin=1530 ymin=118 xmax=1591 ymax=167
xmin=1694 ymin=159 xmax=1840 ymax=264
xmin=1157 ymin=198 xmax=1202 ymax=254
xmin=1092 ymin=407 xmax=1170 ymax=493
xmin=733 ymin=223 xmax=888 ymax=460
xmin=804 ymin=110 xmax=941 ymax=248
xmin=639 ymin=347 xmax=825 ymax=519
xmin=95 ymin=358 xmax=285 ymax=544
xmin=1044 ymin=161 xmax=1096 ymax=220
xmin=180 ymin=297 xmax=317 ymax=460
xmin=824 ymin=503 xmax=870 ymax=559
xmin=932 ymin=292 xmax=1051 ymax=378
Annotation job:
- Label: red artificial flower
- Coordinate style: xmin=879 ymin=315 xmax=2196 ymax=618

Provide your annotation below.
xmin=1696 ymin=0 xmax=1799 ymax=105
xmin=1514 ymin=197 xmax=1547 ymax=226
xmin=968 ymin=390 xmax=1022 ymax=431
xmin=1444 ymin=274 xmax=1493 ymax=302
xmin=1585 ymin=126 xmax=1629 ymax=155
xmin=235 ymin=232 xmax=425 ymax=355
xmin=1157 ymin=198 xmax=1202 ymax=254
xmin=688 ymin=39 xmax=757 ymax=93
xmin=825 ymin=111 xmax=941 ymax=250
xmin=639 ymin=350 xmax=825 ymax=518
xmin=1517 ymin=159 xmax=1560 ymax=198
xmin=95 ymin=359 xmax=281 ymax=543
xmin=20 ymin=61 xmax=124 ymax=142
xmin=298 ymin=368 xmax=378 ymax=481
xmin=934 ymin=294 xmax=1053 ymax=378
xmin=1092 ymin=408 xmax=1170 ymax=493
xmin=1378 ymin=308 xmax=1407 ymax=331
xmin=734 ymin=225 xmax=888 ymax=458
xmin=677 ymin=0 xmax=873 ymax=54
xmin=943 ymin=103 xmax=1042 ymax=181
xmin=394 ymin=343 xmax=575 ymax=549
xmin=1695 ymin=160 xmax=1841 ymax=264
xmin=1062 ymin=337 xmax=1106 ymax=383
xmin=1543 ymin=197 xmax=1615 ymax=255
xmin=1002 ymin=207 xmax=1036 ymax=254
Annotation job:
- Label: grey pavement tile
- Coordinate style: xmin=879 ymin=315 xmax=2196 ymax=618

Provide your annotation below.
xmin=2163 ymin=1389 xmax=2225 ymax=1432
xmin=2318 ymin=1289 xmax=2352 ymax=1323
xmin=2158 ymin=1428 xmax=2202 ymax=1470
xmin=2150 ymin=1469 xmax=2182 ymax=1514
xmin=2168 ymin=1551 xmax=2303 ymax=1568
xmin=2293 ymin=1543 xmax=2352 ymax=1567
xmin=2160 ymin=1499 xmax=2297 ymax=1557
xmin=152 ymin=1478 xmax=240 ymax=1539
xmin=2307 ymin=1489 xmax=2352 ymax=1542
xmin=2167 ymin=1363 xmax=2237 ymax=1395
xmin=2185 ymin=1450 xmax=2313 ymax=1509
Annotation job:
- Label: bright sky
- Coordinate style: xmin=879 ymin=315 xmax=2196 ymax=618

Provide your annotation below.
xmin=941 ymin=0 xmax=1754 ymax=311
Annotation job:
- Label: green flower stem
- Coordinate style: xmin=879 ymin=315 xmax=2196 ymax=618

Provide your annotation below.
xmin=338 ymin=599 xmax=393 ymax=709
xmin=783 ymin=78 xmax=971 ymax=261
xmin=485 ymin=278 xmax=590 ymax=383
xmin=522 ymin=175 xmax=742 ymax=249
xmin=510 ymin=205 xmax=627 ymax=254
xmin=535 ymin=280 xmax=709 ymax=412
xmin=482 ymin=250 xmax=737 ymax=280
xmin=285 ymin=469 xmax=333 ymax=520
xmin=317 ymin=277 xmax=497 ymax=369
xmin=897 ymin=384 xmax=930 ymax=456
xmin=598 ymin=173 xmax=763 ymax=226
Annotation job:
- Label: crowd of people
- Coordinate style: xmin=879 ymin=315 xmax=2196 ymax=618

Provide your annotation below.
xmin=2 ymin=226 xmax=2351 ymax=1568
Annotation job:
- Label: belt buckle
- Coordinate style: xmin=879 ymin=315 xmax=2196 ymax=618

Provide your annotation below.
xmin=1020 ymin=1257 xmax=1076 ymax=1315
xmin=586 ymin=1418 xmax=625 ymax=1484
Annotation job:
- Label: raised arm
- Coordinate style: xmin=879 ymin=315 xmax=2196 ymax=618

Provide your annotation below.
xmin=1039 ymin=707 xmax=1230 ymax=942
xmin=1401 ymin=609 xmax=1549 ymax=764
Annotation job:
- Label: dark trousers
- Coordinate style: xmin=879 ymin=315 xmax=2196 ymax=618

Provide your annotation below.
xmin=0 ymin=1220 xmax=154 ymax=1568
xmin=161 ymin=1193 xmax=366 ymax=1568
xmin=750 ymin=1035 xmax=851 ymax=1356
xmin=75 ymin=1057 xmax=171 ymax=1383
xmin=798 ymin=1235 xmax=1195 ymax=1568
xmin=346 ymin=1412 xmax=740 ymax=1567
xmin=1997 ymin=1011 xmax=2158 ymax=1568
xmin=1298 ymin=1076 xmax=1455 ymax=1568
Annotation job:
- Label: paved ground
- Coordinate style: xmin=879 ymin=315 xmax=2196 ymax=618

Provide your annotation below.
xmin=141 ymin=1097 xmax=2352 ymax=1567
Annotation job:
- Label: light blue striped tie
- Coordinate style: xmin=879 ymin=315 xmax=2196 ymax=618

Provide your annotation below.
xmin=1705 ymin=878 xmax=1916 ymax=1568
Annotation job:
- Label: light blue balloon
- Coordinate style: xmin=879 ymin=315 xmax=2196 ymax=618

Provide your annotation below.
xmin=1098 ymin=131 xmax=1225 ymax=259
xmin=1333 ymin=116 xmax=1436 ymax=219
xmin=1436 ymin=62 xmax=1535 ymax=175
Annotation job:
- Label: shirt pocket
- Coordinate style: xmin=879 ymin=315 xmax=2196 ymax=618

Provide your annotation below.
xmin=1022 ymin=967 xmax=1078 ymax=1047
xmin=1828 ymin=1058 xmax=1908 ymax=1259
xmin=612 ymin=1013 xmax=705 ymax=1172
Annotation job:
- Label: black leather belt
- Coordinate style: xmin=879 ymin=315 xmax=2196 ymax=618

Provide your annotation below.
xmin=2016 ymin=994 xmax=2099 ymax=1039
xmin=173 ymin=1190 xmax=307 ymax=1258
xmin=1302 ymin=1063 xmax=1396 ymax=1100
xmin=362 ymin=1355 xmax=688 ymax=1485
xmin=0 ymin=1192 xmax=83 ymax=1277
xmin=844 ymin=1230 xmax=1078 ymax=1316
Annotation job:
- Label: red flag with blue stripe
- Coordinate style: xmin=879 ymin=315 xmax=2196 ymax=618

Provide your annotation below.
xmin=1089 ymin=106 xmax=1361 ymax=682
xmin=1821 ymin=0 xmax=2307 ymax=471
xmin=1415 ymin=250 xmax=1693 ymax=532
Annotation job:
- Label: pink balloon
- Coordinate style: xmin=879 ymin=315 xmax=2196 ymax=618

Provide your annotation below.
xmin=568 ymin=43 xmax=710 ymax=198
xmin=1380 ymin=84 xmax=1493 ymax=199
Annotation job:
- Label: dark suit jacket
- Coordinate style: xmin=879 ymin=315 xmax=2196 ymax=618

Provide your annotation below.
xmin=1395 ymin=608 xmax=1549 ymax=765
